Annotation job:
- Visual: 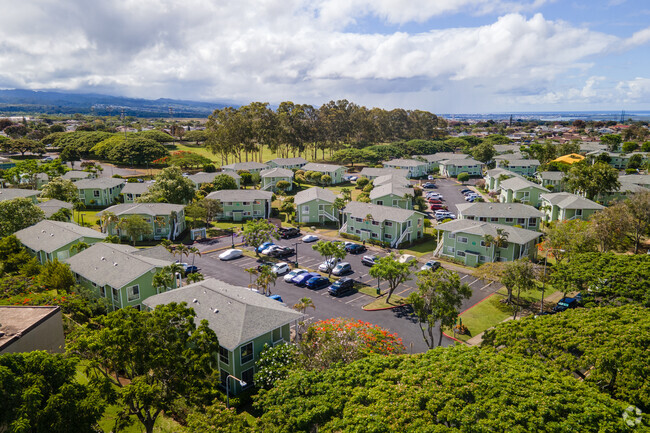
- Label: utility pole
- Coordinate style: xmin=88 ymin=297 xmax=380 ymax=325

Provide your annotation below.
xmin=293 ymin=242 xmax=299 ymax=267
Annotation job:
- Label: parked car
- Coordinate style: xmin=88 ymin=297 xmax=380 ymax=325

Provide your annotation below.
xmin=426 ymin=193 xmax=444 ymax=200
xmin=361 ymin=255 xmax=378 ymax=266
xmin=422 ymin=182 xmax=436 ymax=188
xmin=261 ymin=245 xmax=282 ymax=255
xmin=430 ymin=203 xmax=448 ymax=210
xmin=464 ymin=196 xmax=476 ymax=202
xmin=332 ymin=262 xmax=352 ymax=276
xmin=302 ymin=234 xmax=319 ymax=243
xmin=41 ymin=156 xmax=54 ymax=162
xmin=271 ymin=262 xmax=290 ymax=275
xmin=552 ymin=297 xmax=579 ymax=313
xmin=460 ymin=188 xmax=472 ymax=194
xmin=183 ymin=265 xmax=199 ymax=274
xmin=278 ymin=227 xmax=301 ymax=239
xmin=428 ymin=199 xmax=443 ymax=204
xmin=398 ymin=254 xmax=416 ymax=264
xmin=257 ymin=260 xmax=274 ymax=271
xmin=219 ymin=249 xmax=243 ymax=261
xmin=284 ymin=269 xmax=307 ymax=282
xmin=269 ymin=294 xmax=284 ymax=303
xmin=427 ymin=175 xmax=434 ymax=180
xmin=293 ymin=272 xmax=321 ymax=286
xmin=306 ymin=276 xmax=330 ymax=289
xmin=345 ymin=243 xmax=366 ymax=254
xmin=268 ymin=246 xmax=295 ymax=258
xmin=319 ymin=258 xmax=341 ymax=272
xmin=257 ymin=242 xmax=275 ymax=253
xmin=420 ymin=260 xmax=441 ymax=272
xmin=328 ymin=277 xmax=355 ymax=296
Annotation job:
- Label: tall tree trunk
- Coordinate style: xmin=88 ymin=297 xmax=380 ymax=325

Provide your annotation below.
xmin=437 ymin=322 xmax=444 ymax=347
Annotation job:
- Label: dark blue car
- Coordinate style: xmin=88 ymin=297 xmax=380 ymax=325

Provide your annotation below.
xmin=257 ymin=242 xmax=274 ymax=253
xmin=306 ymin=276 xmax=330 ymax=289
xmin=345 ymin=243 xmax=367 ymax=254
xmin=293 ymin=272 xmax=320 ymax=286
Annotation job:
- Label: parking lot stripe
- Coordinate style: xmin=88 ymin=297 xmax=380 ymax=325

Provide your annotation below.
xmin=345 ymin=295 xmax=366 ymax=304
xmin=467 ymin=278 xmax=481 ymax=287
xmin=396 ymin=287 xmax=412 ymax=296
xmin=478 ymin=282 xmax=494 ymax=292
xmin=460 ymin=274 xmax=471 ymax=281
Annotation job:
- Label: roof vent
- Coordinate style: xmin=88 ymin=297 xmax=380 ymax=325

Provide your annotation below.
xmin=41 ymin=230 xmax=46 ymax=233
xmin=113 ymin=263 xmax=118 ymax=266
xmin=213 ymin=308 xmax=219 ymax=313
xmin=192 ymin=299 xmax=199 ymax=303
xmin=101 ymin=257 xmax=106 ymax=261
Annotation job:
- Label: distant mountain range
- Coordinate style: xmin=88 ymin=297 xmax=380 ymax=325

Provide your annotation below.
xmin=0 ymin=89 xmax=231 ymax=118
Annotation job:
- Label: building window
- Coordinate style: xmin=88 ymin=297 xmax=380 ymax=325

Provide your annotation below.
xmin=241 ymin=368 xmax=254 ymax=389
xmin=458 ymin=236 xmax=468 ymax=243
xmin=505 ymin=217 xmax=514 ymax=223
xmin=302 ymin=205 xmax=309 ymax=212
xmin=448 ymin=233 xmax=455 ymax=239
xmin=480 ymin=241 xmax=486 ymax=247
xmin=457 ymin=251 xmax=466 ymax=257
xmin=93 ymin=190 xmax=100 ymax=197
xmin=273 ymin=327 xmax=282 ymax=342
xmin=219 ymin=347 xmax=229 ymax=365
xmin=480 ymin=255 xmax=489 ymax=262
xmin=372 ymin=221 xmax=379 ymax=226
xmin=243 ymin=211 xmax=251 ymax=216
xmin=517 ymin=218 xmax=526 ymax=225
xmin=99 ymin=286 xmax=106 ymax=297
xmin=490 ymin=217 xmax=499 ymax=222
xmin=576 ymin=209 xmax=583 ymax=216
xmin=529 ymin=218 xmax=537 ymax=226
xmin=385 ymin=221 xmax=393 ymax=227
xmin=127 ymin=285 xmax=140 ymax=302
xmin=446 ymin=246 xmax=455 ymax=253
xmin=242 ymin=202 xmax=250 ymax=205
xmin=240 ymin=342 xmax=254 ymax=364
xmin=406 ymin=220 xmax=412 ymax=228
xmin=376 ymin=200 xmax=383 ymax=206
xmin=385 ymin=234 xmax=392 ymax=239
xmin=355 ymin=229 xmax=360 ymax=234
xmin=112 ymin=287 xmax=119 ymax=303
xmin=220 ymin=369 xmax=228 ymax=388
xmin=371 ymin=232 xmax=378 ymax=238
xmin=466 ymin=216 xmax=475 ymax=220
xmin=479 ymin=217 xmax=487 ymax=222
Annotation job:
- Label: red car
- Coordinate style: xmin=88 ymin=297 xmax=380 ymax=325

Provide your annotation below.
xmin=430 ymin=203 xmax=448 ymax=210
xmin=428 ymin=199 xmax=443 ymax=204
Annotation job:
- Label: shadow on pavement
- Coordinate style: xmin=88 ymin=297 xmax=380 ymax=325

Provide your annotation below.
xmin=392 ymin=305 xmax=418 ymax=323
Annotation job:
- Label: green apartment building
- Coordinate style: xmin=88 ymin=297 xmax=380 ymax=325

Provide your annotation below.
xmin=369 ymin=183 xmax=414 ymax=209
xmin=294 ymin=187 xmax=338 ymax=224
xmin=484 ymin=168 xmax=522 ymax=192
xmin=266 ymin=157 xmax=308 ymax=170
xmin=98 ymin=203 xmax=187 ymax=241
xmin=456 ymin=202 xmax=544 ymax=231
xmin=143 ymin=278 xmax=302 ymax=394
xmin=536 ymin=171 xmax=567 ymax=192
xmin=206 ymin=189 xmax=273 ymax=221
xmin=74 ymin=178 xmax=125 ymax=206
xmin=586 ymin=151 xmax=649 ymax=170
xmin=439 ymin=158 xmax=484 ymax=177
xmin=435 ymin=219 xmax=542 ymax=266
xmin=260 ymin=167 xmax=294 ymax=192
xmin=340 ymin=202 xmax=425 ymax=247
xmin=120 ymin=182 xmax=152 ymax=203
xmin=188 ymin=172 xmax=241 ymax=189
xmin=539 ymin=192 xmax=604 ymax=222
xmin=373 ymin=174 xmax=410 ymax=187
xmin=300 ymin=163 xmax=348 ymax=185
xmin=497 ymin=159 xmax=540 ymax=177
xmin=415 ymin=153 xmax=468 ymax=172
xmin=61 ymin=171 xmax=94 ymax=181
xmin=66 ymin=243 xmax=175 ymax=311
xmin=222 ymin=161 xmax=269 ymax=174
xmin=37 ymin=199 xmax=73 ymax=221
xmin=15 ymin=220 xmax=107 ymax=263
xmin=499 ymin=177 xmax=549 ymax=207
xmin=382 ymin=159 xmax=428 ymax=178
xmin=358 ymin=167 xmax=409 ymax=180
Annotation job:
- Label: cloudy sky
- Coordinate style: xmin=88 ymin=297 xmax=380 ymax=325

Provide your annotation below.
xmin=1 ymin=0 xmax=649 ymax=113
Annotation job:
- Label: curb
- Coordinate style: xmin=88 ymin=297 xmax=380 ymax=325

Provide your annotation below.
xmin=442 ymin=332 xmax=467 ymax=345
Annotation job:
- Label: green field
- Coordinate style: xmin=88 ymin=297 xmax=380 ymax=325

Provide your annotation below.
xmin=168 ymin=142 xmax=319 ymax=167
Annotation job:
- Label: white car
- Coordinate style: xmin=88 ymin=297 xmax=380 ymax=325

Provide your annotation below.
xmin=421 ymin=260 xmax=441 ymax=272
xmin=427 ymin=193 xmax=443 ymax=200
xmin=398 ymin=254 xmax=417 ymax=264
xmin=284 ymin=269 xmax=307 ymax=282
xmin=261 ymin=245 xmax=282 ymax=255
xmin=218 ymin=249 xmax=243 ymax=261
xmin=271 ymin=262 xmax=290 ymax=275
xmin=318 ymin=258 xmax=341 ymax=272
xmin=302 ymin=234 xmax=319 ymax=243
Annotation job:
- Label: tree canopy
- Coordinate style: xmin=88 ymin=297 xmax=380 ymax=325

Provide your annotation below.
xmin=41 ymin=177 xmax=78 ymax=202
xmin=138 ymin=166 xmax=196 ymax=204
xmin=0 ymin=197 xmax=45 ymax=237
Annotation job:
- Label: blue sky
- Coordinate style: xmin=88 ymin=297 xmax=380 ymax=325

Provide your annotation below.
xmin=0 ymin=0 xmax=648 ymax=113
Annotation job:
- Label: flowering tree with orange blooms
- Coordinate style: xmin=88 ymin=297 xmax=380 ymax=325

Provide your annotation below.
xmin=299 ymin=318 xmax=405 ymax=370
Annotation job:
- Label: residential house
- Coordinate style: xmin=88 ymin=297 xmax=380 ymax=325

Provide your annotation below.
xmin=340 ymin=201 xmax=425 ymax=247
xmin=382 ymin=159 xmax=428 ymax=178
xmin=618 ymin=174 xmax=650 ymax=189
xmin=414 ymin=153 xmax=467 ymax=172
xmin=496 ymin=159 xmax=540 ymax=177
xmin=579 ymin=142 xmax=607 ymax=154
xmin=61 ymin=170 xmax=95 ymax=181
xmin=539 ymin=192 xmax=604 ymax=222
xmin=66 ymin=243 xmax=175 ymax=311
xmin=456 ymin=202 xmax=544 ymax=231
xmin=586 ymin=151 xmax=648 ymax=169
xmin=206 ymin=189 xmax=273 ymax=221
xmin=484 ymin=168 xmax=522 ymax=192
xmin=493 ymin=145 xmax=522 ymax=154
xmin=34 ymin=173 xmax=49 ymax=189
xmin=266 ymin=157 xmax=308 ymax=170
xmin=120 ymin=182 xmax=152 ymax=203
xmin=142 ymin=278 xmax=302 ymax=394
xmin=74 ymin=178 xmax=125 ymax=206
xmin=552 ymin=153 xmax=585 ymax=165
xmin=0 ymin=188 xmax=39 ymax=203
xmin=599 ymin=182 xmax=650 ymax=205
xmin=188 ymin=171 xmax=241 ymax=189
xmin=98 ymin=203 xmax=186 ymax=241
xmin=36 ymin=199 xmax=73 ymax=221
xmin=373 ymin=174 xmax=411 ymax=187
xmin=221 ymin=161 xmax=269 ymax=174
xmin=15 ymin=220 xmax=107 ymax=263
xmin=260 ymin=167 xmax=294 ymax=192
xmin=369 ymin=183 xmax=414 ymax=209
xmin=0 ymin=306 xmax=65 ymax=354
xmin=536 ymin=171 xmax=567 ymax=192
xmin=499 ymin=177 xmax=549 ymax=207
xmin=358 ymin=167 xmax=409 ymax=180
xmin=435 ymin=219 xmax=542 ymax=266
xmin=439 ymin=158 xmax=484 ymax=177
xmin=494 ymin=152 xmax=524 ymax=162
xmin=300 ymin=163 xmax=347 ymax=184
xmin=0 ymin=156 xmax=15 ymax=170
xmin=294 ymin=187 xmax=338 ymax=224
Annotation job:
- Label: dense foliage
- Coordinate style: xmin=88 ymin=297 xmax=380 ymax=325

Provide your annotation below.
xmin=0 ymin=197 xmax=45 ymax=237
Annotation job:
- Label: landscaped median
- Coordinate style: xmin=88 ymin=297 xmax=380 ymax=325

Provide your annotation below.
xmin=362 ymin=294 xmax=408 ymax=310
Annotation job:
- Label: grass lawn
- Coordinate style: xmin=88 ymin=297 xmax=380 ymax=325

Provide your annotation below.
xmin=363 ymin=294 xmax=408 ymax=310
xmin=74 ymin=210 xmax=102 ymax=228
xmin=399 ymin=231 xmax=437 ymax=258
xmin=357 ymin=284 xmax=382 ymax=298
xmin=168 ymin=142 xmax=319 ymax=166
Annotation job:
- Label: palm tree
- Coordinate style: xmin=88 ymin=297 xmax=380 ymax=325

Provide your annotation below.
xmin=167 ymin=263 xmax=185 ymax=288
xmin=245 ymin=267 xmax=258 ymax=288
xmin=483 ymin=228 xmax=509 ymax=262
xmin=69 ymin=241 xmax=90 ymax=255
xmin=73 ymin=200 xmax=85 ymax=224
xmin=255 ymin=265 xmax=277 ymax=296
xmin=154 ymin=216 xmax=166 ymax=237
xmin=293 ymin=297 xmax=315 ymax=314
xmin=100 ymin=211 xmax=119 ymax=234
xmin=186 ymin=272 xmax=204 ymax=284
xmin=340 ymin=187 xmax=352 ymax=202
xmin=153 ymin=268 xmax=173 ymax=294
xmin=174 ymin=244 xmax=190 ymax=263
xmin=160 ymin=239 xmax=174 ymax=253
xmin=188 ymin=246 xmax=201 ymax=266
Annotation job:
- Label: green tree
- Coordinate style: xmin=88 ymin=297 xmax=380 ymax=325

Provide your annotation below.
xmin=482 ymin=227 xmax=509 ymax=262
xmin=186 ymin=272 xmax=204 ymax=284
xmin=501 ymin=258 xmax=536 ymax=319
xmin=153 ymin=268 xmax=174 ymax=293
xmin=311 ymin=240 xmax=347 ymax=277
xmin=8 ymin=138 xmax=46 ymax=155
xmin=197 ymin=198 xmax=222 ymax=225
xmin=255 ymin=265 xmax=278 ymax=296
xmin=41 ymin=177 xmax=78 ymax=202
xmin=368 ymin=253 xmax=413 ymax=303
xmin=355 ymin=176 xmax=369 ymax=189
xmin=91 ymin=135 xmax=168 ymax=165
xmin=0 ymin=197 xmax=45 ymax=237
xmin=68 ymin=304 xmax=220 ymax=433
xmin=240 ymin=219 xmax=279 ymax=257
xmin=38 ymin=259 xmax=76 ymax=292
xmin=565 ymin=161 xmax=620 ymax=201
xmin=624 ymin=191 xmax=650 ymax=254
xmin=182 ymin=130 xmax=209 ymax=145
xmin=0 ymin=351 xmax=105 ymax=433
xmin=118 ymin=214 xmax=153 ymax=245
xmin=408 ymin=269 xmax=472 ymax=348
xmin=540 ymin=219 xmax=597 ymax=264
xmin=590 ymin=202 xmax=632 ymax=252
xmin=0 ymin=234 xmax=34 ymax=273
xmin=49 ymin=207 xmax=73 ymax=222
xmin=187 ymin=400 xmax=254 ymax=433
xmin=471 ymin=142 xmax=496 ymax=164
xmin=457 ymin=172 xmax=470 ymax=184
xmin=212 ymin=173 xmax=239 ymax=191
xmin=69 ymin=241 xmax=90 ymax=255
xmin=600 ymin=134 xmax=622 ymax=152
xmin=254 ymin=343 xmax=301 ymax=390
xmin=138 ymin=166 xmax=196 ymax=204
xmin=320 ymin=174 xmax=332 ymax=185
xmin=275 ymin=180 xmax=291 ymax=194
xmin=185 ymin=202 xmax=208 ymax=228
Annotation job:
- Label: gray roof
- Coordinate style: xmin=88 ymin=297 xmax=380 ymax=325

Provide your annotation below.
xmin=358 ymin=167 xmax=409 ymax=178
xmin=538 ymin=171 xmax=565 ymax=181
xmin=294 ymin=187 xmax=336 ymax=205
xmin=494 ymin=152 xmax=524 ymax=161
xmin=342 ymin=201 xmax=423 ymax=223
xmin=120 ymin=182 xmax=152 ymax=195
xmin=436 ymin=219 xmax=542 ymax=245
xmin=493 ymin=145 xmax=521 ymax=154
xmin=206 ymin=189 xmax=273 ymax=202
xmin=65 ymin=243 xmax=172 ymax=288
xmin=267 ymin=157 xmax=308 ymax=166
xmin=142 ymin=278 xmax=303 ymax=351
xmin=619 ymin=174 xmax=650 ymax=187
xmin=415 ymin=153 xmax=468 ymax=163
xmin=74 ymin=178 xmax=125 ymax=190
xmin=485 ymin=168 xmax=522 ymax=179
xmin=98 ymin=203 xmax=185 ymax=217
xmin=0 ymin=188 xmax=39 ymax=201
xmin=440 ymin=157 xmax=483 ymax=166
xmin=383 ymin=158 xmax=428 ymax=167
xmin=188 ymin=171 xmax=241 ymax=185
xmin=222 ymin=161 xmax=269 ymax=171
xmin=369 ymin=183 xmax=413 ymax=200
xmin=301 ymin=162 xmax=345 ymax=173
xmin=260 ymin=167 xmax=294 ymax=178
xmin=15 ymin=220 xmax=106 ymax=253
xmin=37 ymin=199 xmax=73 ymax=218
xmin=133 ymin=245 xmax=177 ymax=262
xmin=540 ymin=192 xmax=604 ymax=210
xmin=61 ymin=171 xmax=92 ymax=180
xmin=373 ymin=174 xmax=410 ymax=187
xmin=500 ymin=177 xmax=549 ymax=192
xmin=503 ymin=159 xmax=540 ymax=167
xmin=456 ymin=203 xmax=544 ymax=219
xmin=579 ymin=142 xmax=607 ymax=153
xmin=615 ymin=183 xmax=650 ymax=193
